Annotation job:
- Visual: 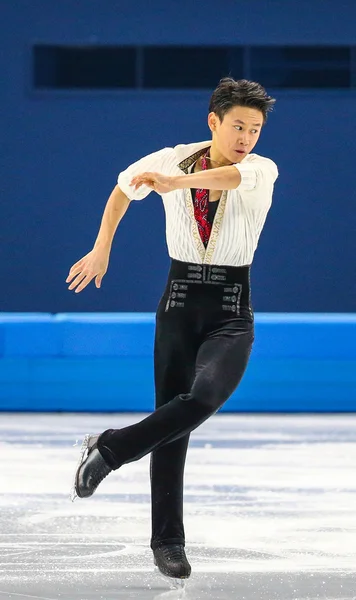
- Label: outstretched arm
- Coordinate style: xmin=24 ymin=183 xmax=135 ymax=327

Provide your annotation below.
xmin=130 ymin=166 xmax=241 ymax=194
xmin=66 ymin=185 xmax=130 ymax=293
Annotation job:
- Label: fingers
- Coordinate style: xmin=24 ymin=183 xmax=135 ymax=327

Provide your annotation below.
xmin=130 ymin=172 xmax=156 ymax=191
xmin=74 ymin=274 xmax=95 ymax=294
xmin=131 ymin=178 xmax=153 ymax=191
xmin=67 ymin=272 xmax=86 ymax=292
xmin=66 ymin=266 xmax=82 ymax=284
xmin=67 ymin=272 xmax=95 ymax=293
xmin=131 ymin=172 xmax=153 ymax=183
xmin=66 ymin=260 xmax=83 ymax=283
xmin=66 ymin=263 xmax=96 ymax=293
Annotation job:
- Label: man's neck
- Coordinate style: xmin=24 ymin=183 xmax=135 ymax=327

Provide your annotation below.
xmin=208 ymin=143 xmax=232 ymax=168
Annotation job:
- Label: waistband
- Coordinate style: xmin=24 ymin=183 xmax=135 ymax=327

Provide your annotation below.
xmin=168 ymin=259 xmax=251 ymax=286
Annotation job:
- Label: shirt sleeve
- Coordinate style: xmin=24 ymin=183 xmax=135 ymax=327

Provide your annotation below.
xmin=233 ymin=157 xmax=279 ymax=210
xmin=117 ymin=147 xmax=175 ymax=201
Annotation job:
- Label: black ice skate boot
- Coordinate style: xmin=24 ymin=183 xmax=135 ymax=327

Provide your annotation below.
xmin=153 ymin=544 xmax=192 ymax=579
xmin=70 ymin=434 xmax=113 ymax=501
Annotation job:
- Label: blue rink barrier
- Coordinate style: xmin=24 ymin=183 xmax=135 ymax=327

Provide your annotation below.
xmin=0 ymin=313 xmax=355 ymax=412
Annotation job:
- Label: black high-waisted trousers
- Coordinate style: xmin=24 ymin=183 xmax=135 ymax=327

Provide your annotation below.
xmin=98 ymin=259 xmax=254 ymax=550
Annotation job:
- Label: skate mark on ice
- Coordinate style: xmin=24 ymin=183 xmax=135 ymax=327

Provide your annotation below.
xmin=0 ymin=590 xmax=57 ymax=600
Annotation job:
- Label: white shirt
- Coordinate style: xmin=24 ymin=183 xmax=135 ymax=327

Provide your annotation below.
xmin=117 ymin=141 xmax=278 ymax=266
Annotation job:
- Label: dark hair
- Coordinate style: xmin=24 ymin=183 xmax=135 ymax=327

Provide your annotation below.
xmin=209 ymin=77 xmax=276 ymax=123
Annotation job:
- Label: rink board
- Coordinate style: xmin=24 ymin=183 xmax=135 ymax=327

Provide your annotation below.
xmin=0 ymin=312 xmax=355 ymax=412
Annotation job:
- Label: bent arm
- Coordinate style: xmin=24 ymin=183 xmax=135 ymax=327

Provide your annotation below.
xmin=129 ymin=158 xmax=278 ymax=202
xmin=93 ymin=185 xmax=130 ymax=252
xmin=172 ymin=166 xmax=241 ymax=191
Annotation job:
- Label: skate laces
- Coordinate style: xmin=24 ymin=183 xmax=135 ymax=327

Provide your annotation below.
xmin=161 ymin=545 xmax=187 ymax=563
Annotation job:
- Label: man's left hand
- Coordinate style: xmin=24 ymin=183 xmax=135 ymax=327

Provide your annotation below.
xmin=130 ymin=172 xmax=176 ymax=194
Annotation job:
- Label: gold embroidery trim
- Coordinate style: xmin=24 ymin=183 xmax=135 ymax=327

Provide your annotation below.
xmin=177 ymin=146 xmax=228 ymax=265
xmin=184 ymin=187 xmax=206 ymax=262
xmin=177 ymin=148 xmax=210 ymax=174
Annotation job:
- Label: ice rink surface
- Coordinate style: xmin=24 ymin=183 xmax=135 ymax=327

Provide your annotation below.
xmin=1 ymin=412 xmax=356 ymax=600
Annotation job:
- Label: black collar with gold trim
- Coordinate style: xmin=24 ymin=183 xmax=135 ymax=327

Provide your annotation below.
xmin=177 ymin=147 xmax=210 ymax=174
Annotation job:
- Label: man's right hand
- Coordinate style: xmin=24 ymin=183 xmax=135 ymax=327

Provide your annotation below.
xmin=66 ymin=248 xmax=110 ymax=293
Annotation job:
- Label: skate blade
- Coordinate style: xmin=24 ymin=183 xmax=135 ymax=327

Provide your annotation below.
xmin=70 ymin=434 xmax=91 ymax=502
xmin=154 ymin=566 xmax=187 ymax=590
xmin=152 ymin=585 xmax=187 ymax=600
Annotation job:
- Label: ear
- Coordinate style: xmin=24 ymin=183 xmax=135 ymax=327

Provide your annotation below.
xmin=208 ymin=112 xmax=219 ymax=132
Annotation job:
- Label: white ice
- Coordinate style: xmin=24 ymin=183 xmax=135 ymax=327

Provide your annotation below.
xmin=0 ymin=413 xmax=356 ymax=599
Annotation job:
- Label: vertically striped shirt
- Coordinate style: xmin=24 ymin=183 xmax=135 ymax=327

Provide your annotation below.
xmin=117 ymin=141 xmax=278 ymax=266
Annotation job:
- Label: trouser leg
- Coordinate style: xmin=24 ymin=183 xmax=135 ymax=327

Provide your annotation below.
xmin=150 ymin=304 xmax=198 ymax=550
xmin=98 ymin=318 xmax=254 ymax=468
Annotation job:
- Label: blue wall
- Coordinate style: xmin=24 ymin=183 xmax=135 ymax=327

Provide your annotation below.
xmin=1 ymin=1 xmax=356 ymax=313
xmin=1 ymin=313 xmax=355 ymax=413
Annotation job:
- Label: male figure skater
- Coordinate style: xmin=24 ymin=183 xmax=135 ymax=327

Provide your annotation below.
xmin=66 ymin=78 xmax=278 ymax=580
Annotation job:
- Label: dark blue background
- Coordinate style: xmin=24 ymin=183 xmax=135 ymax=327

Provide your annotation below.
xmin=1 ymin=0 xmax=355 ymax=313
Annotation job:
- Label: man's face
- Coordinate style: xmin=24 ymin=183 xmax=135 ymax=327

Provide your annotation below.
xmin=208 ymin=105 xmax=264 ymax=163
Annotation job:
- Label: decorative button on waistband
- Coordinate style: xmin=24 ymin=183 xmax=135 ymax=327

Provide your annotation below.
xmin=211 ymin=274 xmax=226 ymax=281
